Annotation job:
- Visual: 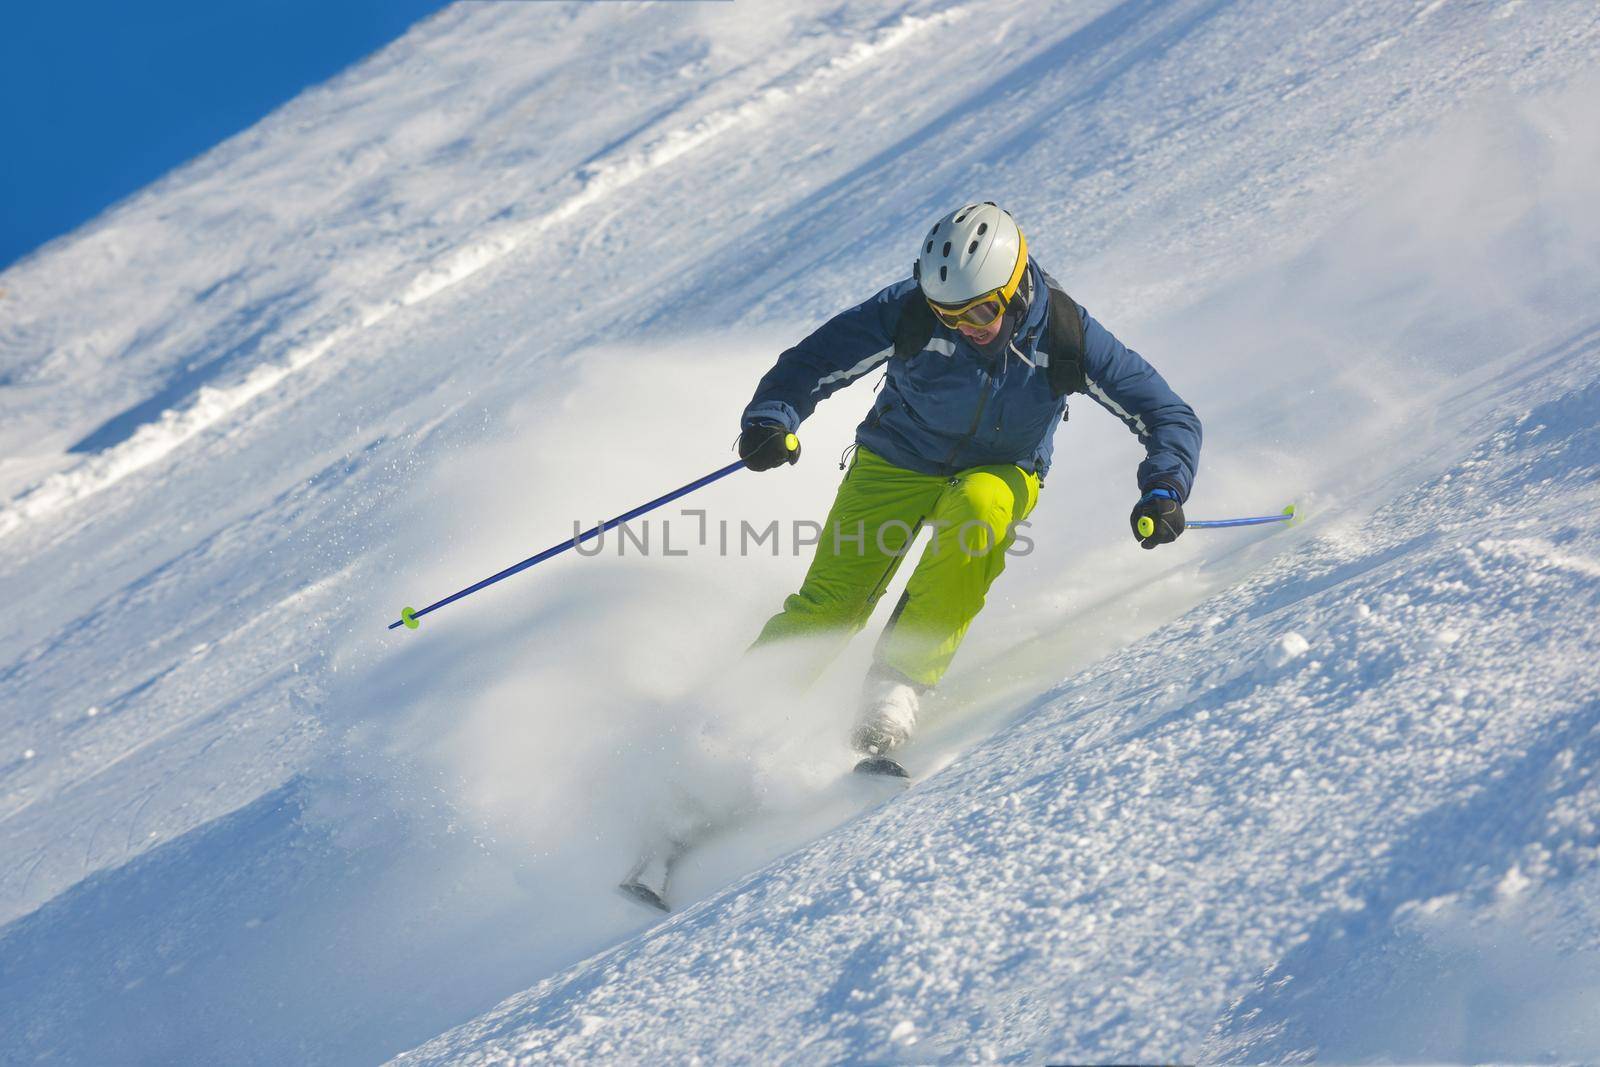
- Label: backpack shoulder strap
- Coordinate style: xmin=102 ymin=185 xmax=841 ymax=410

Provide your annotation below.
xmin=1040 ymin=281 xmax=1087 ymax=397
xmin=893 ymin=289 xmax=936 ymax=360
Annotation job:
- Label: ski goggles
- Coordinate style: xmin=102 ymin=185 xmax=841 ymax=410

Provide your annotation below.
xmin=927 ymin=291 xmax=1008 ymax=330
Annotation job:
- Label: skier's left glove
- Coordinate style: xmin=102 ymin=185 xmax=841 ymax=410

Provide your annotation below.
xmin=1130 ymin=487 xmax=1184 ymax=549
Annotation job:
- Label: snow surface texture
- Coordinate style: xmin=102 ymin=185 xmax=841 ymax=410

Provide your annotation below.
xmin=3 ymin=0 xmax=1599 ymax=1063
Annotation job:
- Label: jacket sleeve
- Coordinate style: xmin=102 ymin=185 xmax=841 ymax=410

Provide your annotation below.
xmin=741 ymin=279 xmax=917 ymax=431
xmin=1079 ymin=307 xmax=1202 ymax=501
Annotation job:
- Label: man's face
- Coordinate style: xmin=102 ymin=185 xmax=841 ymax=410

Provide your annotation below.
xmin=958 ymin=316 xmax=1005 ymax=345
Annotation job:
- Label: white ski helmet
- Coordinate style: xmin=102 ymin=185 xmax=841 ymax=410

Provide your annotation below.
xmin=914 ymin=202 xmax=1029 ymax=307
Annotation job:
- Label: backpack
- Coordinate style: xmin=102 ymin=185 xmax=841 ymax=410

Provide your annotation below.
xmin=892 ymin=276 xmax=1087 ymax=402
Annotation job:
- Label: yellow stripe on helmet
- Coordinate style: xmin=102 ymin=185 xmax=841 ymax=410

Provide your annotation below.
xmin=999 ymin=225 xmax=1028 ymax=303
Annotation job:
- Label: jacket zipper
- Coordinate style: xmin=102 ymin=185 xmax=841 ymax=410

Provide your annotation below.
xmin=940 ymin=382 xmax=992 ymax=473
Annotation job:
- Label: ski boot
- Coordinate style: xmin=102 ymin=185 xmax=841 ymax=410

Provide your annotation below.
xmin=851 ymin=670 xmax=921 ymax=780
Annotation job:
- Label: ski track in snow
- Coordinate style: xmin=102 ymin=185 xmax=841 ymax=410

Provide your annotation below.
xmin=2 ymin=0 xmax=1600 ymax=1063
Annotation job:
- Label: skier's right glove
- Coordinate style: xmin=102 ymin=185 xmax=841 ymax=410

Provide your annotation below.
xmin=1130 ymin=487 xmax=1185 ymax=549
xmin=738 ymin=421 xmax=800 ymax=471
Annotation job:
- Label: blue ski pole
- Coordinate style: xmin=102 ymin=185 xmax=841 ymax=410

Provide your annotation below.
xmin=1139 ymin=503 xmax=1298 ymax=538
xmin=388 ymin=441 xmax=791 ymax=631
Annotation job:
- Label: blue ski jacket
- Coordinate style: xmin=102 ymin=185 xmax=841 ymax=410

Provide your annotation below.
xmin=742 ymin=260 xmax=1202 ymax=498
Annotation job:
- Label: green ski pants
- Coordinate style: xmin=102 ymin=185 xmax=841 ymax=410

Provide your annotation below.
xmin=750 ymin=446 xmax=1039 ymax=687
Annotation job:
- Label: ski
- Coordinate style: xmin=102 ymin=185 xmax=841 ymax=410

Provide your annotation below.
xmin=617 ymin=811 xmax=739 ymax=915
xmin=617 ymin=844 xmax=682 ymax=913
xmin=618 ymin=756 xmax=913 ymax=912
xmin=617 ymin=878 xmax=670 ymax=912
xmin=853 ymin=754 xmax=910 ymax=779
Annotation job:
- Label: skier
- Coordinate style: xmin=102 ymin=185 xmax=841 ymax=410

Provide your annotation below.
xmin=737 ymin=203 xmax=1201 ymax=765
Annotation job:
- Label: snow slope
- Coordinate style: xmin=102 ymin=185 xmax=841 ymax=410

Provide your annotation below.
xmin=399 ymin=333 xmax=1600 ymax=1063
xmin=2 ymin=0 xmax=1599 ymax=1063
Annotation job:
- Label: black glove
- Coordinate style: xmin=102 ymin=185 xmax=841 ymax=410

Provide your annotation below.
xmin=738 ymin=421 xmax=800 ymax=471
xmin=1130 ymin=487 xmax=1184 ymax=549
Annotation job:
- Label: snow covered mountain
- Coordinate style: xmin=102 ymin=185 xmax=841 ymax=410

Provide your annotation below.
xmin=2 ymin=1 xmax=1598 ymax=1063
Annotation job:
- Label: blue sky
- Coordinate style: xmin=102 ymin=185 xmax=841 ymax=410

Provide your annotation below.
xmin=0 ymin=0 xmax=450 ymax=271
